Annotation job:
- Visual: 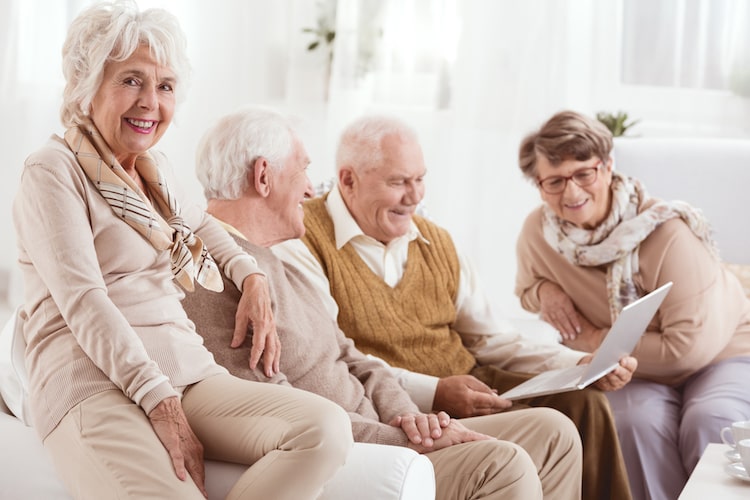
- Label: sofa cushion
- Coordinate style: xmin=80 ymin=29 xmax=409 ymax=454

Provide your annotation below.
xmin=0 ymin=306 xmax=30 ymax=425
xmin=613 ymin=137 xmax=750 ymax=265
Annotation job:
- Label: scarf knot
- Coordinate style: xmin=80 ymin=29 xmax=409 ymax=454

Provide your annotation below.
xmin=64 ymin=119 xmax=224 ymax=293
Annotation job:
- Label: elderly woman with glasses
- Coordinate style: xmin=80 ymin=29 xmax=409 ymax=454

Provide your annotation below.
xmin=514 ymin=109 xmax=750 ymax=500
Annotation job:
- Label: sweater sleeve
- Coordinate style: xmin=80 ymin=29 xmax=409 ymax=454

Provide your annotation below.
xmin=336 ymin=327 xmax=420 ymax=420
xmin=348 ymin=413 xmax=410 ymax=447
xmin=331 ymin=323 xmax=417 ymax=446
xmin=14 ymin=159 xmax=177 ymax=413
xmin=631 ymin=219 xmax=745 ymax=383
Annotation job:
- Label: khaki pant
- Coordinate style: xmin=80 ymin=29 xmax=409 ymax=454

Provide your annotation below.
xmin=473 ymin=365 xmax=632 ymax=500
xmin=428 ymin=407 xmax=582 ymax=500
xmin=45 ymin=374 xmax=352 ymax=500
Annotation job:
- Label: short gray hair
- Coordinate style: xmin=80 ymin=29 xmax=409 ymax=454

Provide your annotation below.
xmin=60 ymin=0 xmax=190 ymax=127
xmin=195 ymin=107 xmax=297 ymax=200
xmin=336 ymin=115 xmax=419 ymax=174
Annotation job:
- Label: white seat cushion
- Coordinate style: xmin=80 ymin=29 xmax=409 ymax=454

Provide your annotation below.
xmin=0 ymin=306 xmax=30 ymax=425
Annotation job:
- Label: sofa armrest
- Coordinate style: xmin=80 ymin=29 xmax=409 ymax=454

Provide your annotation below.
xmin=205 ymin=443 xmax=435 ymax=500
xmin=322 ymin=443 xmax=435 ymax=500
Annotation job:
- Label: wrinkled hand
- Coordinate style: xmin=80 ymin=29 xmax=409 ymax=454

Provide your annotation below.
xmin=405 ymin=418 xmax=494 ymax=454
xmin=232 ymin=274 xmax=279 ymax=377
xmin=432 ymin=375 xmax=512 ymax=418
xmin=538 ymin=281 xmax=581 ymax=341
xmin=561 ymin=314 xmax=606 ymax=353
xmin=389 ymin=412 xmax=450 ymax=448
xmin=148 ymin=397 xmax=207 ymax=498
xmin=593 ymin=355 xmax=638 ymax=391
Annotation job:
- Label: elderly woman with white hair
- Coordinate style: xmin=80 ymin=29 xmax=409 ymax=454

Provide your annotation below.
xmin=11 ymin=1 xmax=352 ymax=498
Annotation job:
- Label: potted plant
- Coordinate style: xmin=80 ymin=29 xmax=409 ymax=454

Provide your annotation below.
xmin=596 ymin=111 xmax=640 ymax=137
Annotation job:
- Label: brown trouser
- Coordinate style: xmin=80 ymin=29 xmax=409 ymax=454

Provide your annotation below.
xmin=472 ymin=365 xmax=633 ymax=500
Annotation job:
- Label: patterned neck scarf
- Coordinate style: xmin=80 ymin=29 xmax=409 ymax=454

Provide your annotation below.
xmin=542 ymin=171 xmax=717 ymax=321
xmin=64 ymin=119 xmax=223 ymax=292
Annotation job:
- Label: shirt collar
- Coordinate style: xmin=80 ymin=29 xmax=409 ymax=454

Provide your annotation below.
xmin=326 ymin=184 xmax=429 ymax=249
xmin=213 ymin=217 xmax=247 ymax=241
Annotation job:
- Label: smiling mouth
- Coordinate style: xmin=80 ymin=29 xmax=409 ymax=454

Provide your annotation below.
xmin=391 ymin=206 xmax=414 ymax=216
xmin=125 ymin=118 xmax=156 ymax=131
xmin=565 ymin=199 xmax=587 ymax=209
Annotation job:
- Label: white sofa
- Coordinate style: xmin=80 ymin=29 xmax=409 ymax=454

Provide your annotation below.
xmin=613 ymin=137 xmax=750 ymax=297
xmin=613 ymin=137 xmax=750 ymax=266
xmin=0 ymin=307 xmax=436 ymax=500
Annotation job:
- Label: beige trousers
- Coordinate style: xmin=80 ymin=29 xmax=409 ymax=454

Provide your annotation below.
xmin=427 ymin=407 xmax=582 ymax=500
xmin=44 ymin=374 xmax=353 ymax=500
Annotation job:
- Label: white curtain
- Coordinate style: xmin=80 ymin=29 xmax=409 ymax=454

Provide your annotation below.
xmin=1 ymin=0 xmax=749 ymax=316
xmin=621 ymin=0 xmax=750 ymax=94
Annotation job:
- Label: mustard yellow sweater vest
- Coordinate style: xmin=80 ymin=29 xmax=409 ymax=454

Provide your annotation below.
xmin=302 ymin=196 xmax=476 ymax=378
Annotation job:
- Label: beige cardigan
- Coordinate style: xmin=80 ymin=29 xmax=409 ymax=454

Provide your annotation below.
xmin=12 ymin=135 xmax=260 ymax=439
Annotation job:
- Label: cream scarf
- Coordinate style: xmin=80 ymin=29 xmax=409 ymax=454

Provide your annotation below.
xmin=64 ymin=119 xmax=223 ymax=292
xmin=542 ymin=171 xmax=717 ymax=321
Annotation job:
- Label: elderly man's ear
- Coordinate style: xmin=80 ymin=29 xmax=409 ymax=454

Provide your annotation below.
xmin=338 ymin=166 xmax=356 ymax=194
xmin=251 ymin=157 xmax=271 ymax=198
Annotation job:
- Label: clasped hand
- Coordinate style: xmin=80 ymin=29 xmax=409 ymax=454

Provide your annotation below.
xmin=389 ymin=411 xmax=493 ymax=454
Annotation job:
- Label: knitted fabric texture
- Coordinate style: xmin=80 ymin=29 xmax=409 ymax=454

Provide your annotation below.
xmin=302 ymin=196 xmax=476 ymax=377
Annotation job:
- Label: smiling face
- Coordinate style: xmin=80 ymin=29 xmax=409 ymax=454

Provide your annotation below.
xmin=537 ymin=155 xmax=614 ymax=229
xmin=341 ymin=133 xmax=426 ymax=244
xmin=266 ymin=137 xmax=314 ymax=242
xmin=90 ymin=45 xmax=176 ymax=169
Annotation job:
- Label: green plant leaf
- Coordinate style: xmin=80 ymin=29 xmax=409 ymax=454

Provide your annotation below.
xmin=596 ymin=111 xmax=640 ymax=137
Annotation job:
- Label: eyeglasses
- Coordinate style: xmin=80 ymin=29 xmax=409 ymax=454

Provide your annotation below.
xmin=536 ymin=163 xmax=602 ymax=194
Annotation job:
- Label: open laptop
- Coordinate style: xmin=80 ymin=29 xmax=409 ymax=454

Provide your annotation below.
xmin=499 ymin=281 xmax=673 ymax=401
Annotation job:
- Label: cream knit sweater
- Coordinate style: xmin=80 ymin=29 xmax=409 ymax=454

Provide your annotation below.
xmin=13 ymin=135 xmax=259 ymax=439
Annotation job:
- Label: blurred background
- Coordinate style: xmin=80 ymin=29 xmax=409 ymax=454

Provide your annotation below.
xmin=1 ymin=0 xmax=748 ymax=319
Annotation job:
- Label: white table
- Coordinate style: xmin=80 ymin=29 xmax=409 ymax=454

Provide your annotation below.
xmin=679 ymin=443 xmax=750 ymax=499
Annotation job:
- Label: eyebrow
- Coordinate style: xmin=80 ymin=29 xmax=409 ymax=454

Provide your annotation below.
xmin=387 ymin=170 xmax=427 ymax=179
xmin=117 ymin=68 xmax=177 ymax=84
